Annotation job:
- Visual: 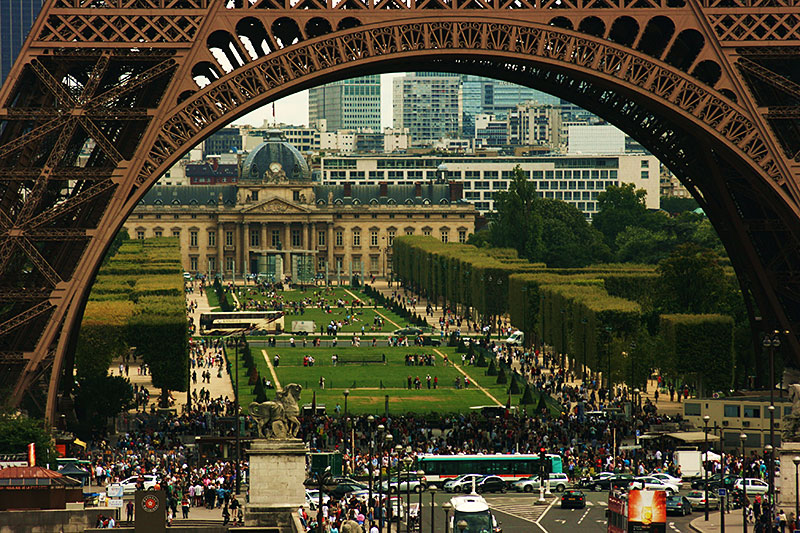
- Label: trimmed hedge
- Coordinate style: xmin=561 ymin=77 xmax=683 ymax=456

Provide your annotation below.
xmin=659 ymin=314 xmax=734 ymax=391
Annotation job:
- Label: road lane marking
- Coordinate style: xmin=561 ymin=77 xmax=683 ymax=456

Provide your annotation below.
xmin=577 ymin=508 xmax=591 ymax=524
xmin=535 ymin=496 xmax=558 ymax=533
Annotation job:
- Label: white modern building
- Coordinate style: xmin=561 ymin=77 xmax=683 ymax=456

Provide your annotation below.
xmin=319 ymin=154 xmax=660 ymax=218
xmin=568 ymin=124 xmax=626 ymax=154
xmin=309 ymin=75 xmax=381 ymax=131
xmin=393 ymin=73 xmax=462 ymax=145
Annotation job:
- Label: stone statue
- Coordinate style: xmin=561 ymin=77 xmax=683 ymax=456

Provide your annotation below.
xmin=782 ymin=368 xmax=800 ymax=441
xmin=340 ymin=520 xmax=364 ymax=533
xmin=249 ymin=383 xmax=302 ymax=439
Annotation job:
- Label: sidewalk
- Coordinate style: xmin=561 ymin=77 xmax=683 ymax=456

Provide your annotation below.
xmin=689 ymin=509 xmax=743 ymax=532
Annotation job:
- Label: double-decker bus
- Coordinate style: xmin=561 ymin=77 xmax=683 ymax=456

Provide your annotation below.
xmin=199 ymin=311 xmax=283 ymax=333
xmin=607 ymin=489 xmax=666 ymax=533
xmin=418 ymin=453 xmax=563 ymax=485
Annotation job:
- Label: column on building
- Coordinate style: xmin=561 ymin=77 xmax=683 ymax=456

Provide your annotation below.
xmin=216 ymin=222 xmax=224 ymax=277
xmin=326 ymin=222 xmax=334 ymax=276
xmin=284 ymin=222 xmax=291 ymax=279
xmin=301 ymin=222 xmax=308 ymax=250
xmin=242 ymin=222 xmax=250 ymax=276
xmin=261 ymin=222 xmax=267 ymax=276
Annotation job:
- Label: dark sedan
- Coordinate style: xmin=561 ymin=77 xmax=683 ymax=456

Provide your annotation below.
xmin=476 ymin=476 xmax=507 ymax=494
xmin=583 ymin=474 xmax=634 ymax=491
xmin=666 ymin=495 xmax=693 ymax=516
xmin=561 ymin=490 xmax=586 ymax=509
xmin=327 ymin=481 xmax=368 ymax=499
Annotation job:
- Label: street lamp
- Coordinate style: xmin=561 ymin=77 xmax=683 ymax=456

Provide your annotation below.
xmin=741 ymin=433 xmax=748 ymax=533
xmin=404 ymin=456 xmax=413 ymax=533
xmin=457 ymin=519 xmax=468 ymax=533
xmin=343 ymin=389 xmax=350 ymax=417
xmin=395 ymin=444 xmax=403 ymax=527
xmin=368 ymin=415 xmax=375 ymax=516
xmin=442 ymin=501 xmax=452 ymax=533
xmin=232 ymin=335 xmax=245 ymax=495
xmin=384 ymin=432 xmax=393 ymax=533
xmin=703 ymin=415 xmax=710 ymax=521
xmin=793 ymin=456 xmax=800 ymax=524
xmin=765 ymin=444 xmax=774 ymax=524
xmin=417 ymin=470 xmax=425 ymax=532
xmin=764 ymin=330 xmax=781 ymax=521
xmin=429 ymin=486 xmax=438 ymax=533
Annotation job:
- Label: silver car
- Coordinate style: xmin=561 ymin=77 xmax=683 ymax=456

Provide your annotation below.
xmin=443 ymin=474 xmax=483 ymax=493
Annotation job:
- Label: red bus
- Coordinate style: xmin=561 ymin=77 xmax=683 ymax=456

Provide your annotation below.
xmin=608 ymin=489 xmax=667 ymax=533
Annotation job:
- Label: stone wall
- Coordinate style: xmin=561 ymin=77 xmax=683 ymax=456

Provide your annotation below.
xmin=0 ymin=506 xmax=118 ymax=533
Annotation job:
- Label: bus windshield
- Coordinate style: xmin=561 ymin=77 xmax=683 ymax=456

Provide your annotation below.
xmin=453 ymin=510 xmax=492 ymax=533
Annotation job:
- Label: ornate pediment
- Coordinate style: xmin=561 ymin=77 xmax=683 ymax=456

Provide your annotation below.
xmin=241 ymin=197 xmax=310 ymax=214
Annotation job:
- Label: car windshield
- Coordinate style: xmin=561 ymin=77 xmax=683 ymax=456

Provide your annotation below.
xmin=667 ymin=496 xmax=681 ymax=502
xmin=453 ymin=510 xmax=493 ymax=533
xmin=688 ymin=491 xmax=704 ymax=498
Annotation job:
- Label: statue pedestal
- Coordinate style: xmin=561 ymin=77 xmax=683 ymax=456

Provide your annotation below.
xmin=778 ymin=442 xmax=800 ymax=512
xmin=245 ymin=439 xmax=306 ymax=531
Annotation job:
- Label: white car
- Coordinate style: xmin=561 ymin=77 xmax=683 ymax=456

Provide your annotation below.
xmin=513 ymin=473 xmax=571 ymax=492
xmin=734 ymin=478 xmax=769 ymax=495
xmin=117 ymin=474 xmax=157 ymax=494
xmin=444 ymin=474 xmax=483 ymax=493
xmin=685 ymin=490 xmax=720 ymax=510
xmin=380 ymin=474 xmax=427 ymax=493
xmin=650 ymin=472 xmax=684 ymax=489
xmin=305 ymin=489 xmax=330 ymax=509
xmin=628 ymin=476 xmax=679 ymax=494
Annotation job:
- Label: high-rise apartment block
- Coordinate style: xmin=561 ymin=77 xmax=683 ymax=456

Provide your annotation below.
xmin=393 ymin=73 xmax=462 ymax=145
xmin=0 ymin=0 xmax=43 ymax=86
xmin=308 ymin=75 xmax=381 ymax=131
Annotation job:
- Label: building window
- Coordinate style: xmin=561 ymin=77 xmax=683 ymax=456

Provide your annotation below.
xmin=388 ymin=230 xmax=396 ymax=246
xmin=291 ymin=229 xmax=301 ymax=247
xmin=251 ymin=190 xmax=258 ymax=201
xmin=226 ymin=257 xmax=235 ymax=271
xmin=743 ymin=406 xmax=760 ymax=418
xmin=352 ymin=256 xmax=362 ymax=273
xmin=208 ymin=257 xmax=216 ymax=271
xmin=684 ymin=403 xmax=701 ymax=416
xmin=458 ymin=230 xmax=467 ymax=243
xmin=318 ymin=231 xmax=326 ymax=247
xmin=353 ymin=229 xmax=361 ymax=247
xmin=226 ymin=231 xmax=234 ymax=246
xmin=318 ymin=257 xmax=326 ymax=271
xmin=137 ymin=231 xmax=145 ymax=240
xmin=641 ymin=160 xmax=649 ymax=168
xmin=208 ymin=230 xmax=216 ymax=247
xmin=293 ymin=190 xmax=301 ymax=201
xmin=250 ymin=230 xmax=260 ymax=247
xmin=154 ymin=230 xmax=163 ymax=238
xmin=272 ymin=230 xmax=280 ymax=248
xmin=423 ymin=229 xmax=431 ymax=237
xmin=724 ymin=405 xmax=740 ymax=417
xmin=441 ymin=230 xmax=449 ymax=243
xmin=172 ymin=230 xmax=180 ymax=238
xmin=335 ymin=230 xmax=343 ymax=247
xmin=370 ymin=256 xmax=379 ymax=272
xmin=155 ymin=214 xmax=162 ymax=219
xmin=405 ymin=228 xmax=414 ymax=236
xmin=641 ymin=171 xmax=649 ymax=179
xmin=190 ymin=231 xmax=198 ymax=247
xmin=370 ymin=230 xmax=379 ymax=247
xmin=335 ymin=256 xmax=344 ymax=271
xmin=190 ymin=257 xmax=198 ymax=271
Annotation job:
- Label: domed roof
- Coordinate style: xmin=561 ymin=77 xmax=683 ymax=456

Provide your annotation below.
xmin=240 ymin=130 xmax=310 ymax=182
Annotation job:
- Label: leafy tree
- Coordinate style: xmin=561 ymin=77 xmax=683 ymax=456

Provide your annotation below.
xmin=496 ymin=368 xmax=508 ymax=384
xmin=660 ymin=196 xmax=700 ymax=214
xmin=490 ymin=166 xmax=544 ymax=260
xmin=254 ymin=376 xmax=268 ymax=403
xmin=0 ymin=414 xmax=56 ymax=466
xmin=615 ymin=226 xmax=676 ymax=264
xmin=519 ymin=384 xmax=535 ymax=405
xmin=657 ymin=243 xmax=726 ymax=314
xmin=466 ymin=229 xmax=491 ymax=248
xmin=538 ymin=199 xmax=611 ymax=267
xmin=593 ymin=184 xmax=650 ymax=249
xmin=508 ymin=376 xmax=521 ymax=395
xmin=487 ymin=358 xmax=498 ymax=376
xmin=74 ymin=374 xmax=134 ymax=437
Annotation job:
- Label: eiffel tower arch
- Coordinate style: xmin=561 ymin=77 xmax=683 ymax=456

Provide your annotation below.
xmin=1 ymin=0 xmax=800 ymax=420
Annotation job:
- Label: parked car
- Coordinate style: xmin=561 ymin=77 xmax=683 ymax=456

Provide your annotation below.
xmin=628 ymin=476 xmax=680 ymax=494
xmin=649 ymin=472 xmax=684 ymax=489
xmin=665 ymin=495 xmax=693 ymax=516
xmin=560 ymin=489 xmax=586 ymax=509
xmin=394 ymin=327 xmax=424 ymax=337
xmin=476 ymin=476 xmax=507 ymax=494
xmin=733 ymin=478 xmax=769 ymax=495
xmin=305 ymin=489 xmax=331 ymax=509
xmin=513 ymin=473 xmax=571 ymax=493
xmin=444 ymin=474 xmax=483 ymax=493
xmin=380 ymin=473 xmax=427 ymax=493
xmin=117 ymin=474 xmax=158 ymax=494
xmin=693 ymin=474 xmax=739 ymax=491
xmin=686 ymin=490 xmax=720 ymax=510
xmin=585 ymin=474 xmax=634 ymax=491
xmin=328 ymin=481 xmax=369 ymax=499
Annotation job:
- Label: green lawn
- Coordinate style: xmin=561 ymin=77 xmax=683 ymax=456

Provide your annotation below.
xmin=206 ymin=287 xmax=222 ymax=312
xmin=230 ymin=285 xmax=373 ymax=305
xmin=233 ymin=345 xmax=513 ymax=415
xmin=280 ymin=307 xmax=411 ymax=334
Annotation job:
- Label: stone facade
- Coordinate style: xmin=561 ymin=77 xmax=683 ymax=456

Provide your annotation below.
xmin=246 ymin=440 xmax=307 ymax=531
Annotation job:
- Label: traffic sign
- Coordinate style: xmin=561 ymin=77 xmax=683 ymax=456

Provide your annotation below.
xmin=717 ymin=488 xmax=727 ymax=496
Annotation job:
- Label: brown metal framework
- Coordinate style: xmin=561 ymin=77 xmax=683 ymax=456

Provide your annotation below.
xmin=1 ymin=0 xmax=800 ymax=420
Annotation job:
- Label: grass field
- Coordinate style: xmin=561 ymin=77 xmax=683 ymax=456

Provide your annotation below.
xmin=280 ymin=307 xmax=412 ymax=334
xmin=231 ymin=285 xmax=373 ymax=305
xmin=229 ymin=345 xmax=515 ymax=415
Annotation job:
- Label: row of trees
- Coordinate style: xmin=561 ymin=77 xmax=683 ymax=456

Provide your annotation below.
xmin=393 ymin=235 xmax=748 ymax=393
xmin=74 ymin=236 xmax=188 ymax=436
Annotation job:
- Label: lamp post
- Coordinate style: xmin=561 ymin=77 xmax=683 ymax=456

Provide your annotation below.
xmin=457 ymin=519 xmax=468 ymax=533
xmin=703 ymin=415 xmax=710 ymax=521
xmin=368 ymin=415 xmax=375 ymax=517
xmin=343 ymin=389 xmax=350 ymax=417
xmin=429 ymin=486 xmax=438 ymax=533
xmin=314 ymin=467 xmax=333 ymax=533
xmin=404 ymin=456 xmax=413 ymax=533
xmin=417 ymin=470 xmax=425 ymax=532
xmin=741 ymin=433 xmax=748 ymax=533
xmin=629 ymin=341 xmax=637 ymax=391
xmin=384 ymin=432 xmax=393 ymax=533
xmin=395 ymin=444 xmax=403 ymax=529
xmin=633 ymin=388 xmax=640 ymax=415
xmin=765 ymin=444 xmax=774 ymax=524
xmin=764 ymin=330 xmax=780 ymax=521
xmin=793 ymin=456 xmax=800 ymax=525
xmin=233 ymin=336 xmax=243 ymax=495
xmin=581 ymin=318 xmax=588 ymax=383
xmin=442 ymin=502 xmax=452 ymax=533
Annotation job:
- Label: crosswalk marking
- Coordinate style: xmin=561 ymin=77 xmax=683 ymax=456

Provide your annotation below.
xmin=486 ymin=496 xmax=557 ymax=523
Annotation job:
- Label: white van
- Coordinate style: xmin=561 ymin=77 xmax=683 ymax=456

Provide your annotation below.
xmin=504 ymin=330 xmax=524 ymax=346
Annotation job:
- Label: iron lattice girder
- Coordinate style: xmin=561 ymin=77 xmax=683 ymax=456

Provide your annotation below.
xmin=1 ymin=0 xmax=800 ymax=422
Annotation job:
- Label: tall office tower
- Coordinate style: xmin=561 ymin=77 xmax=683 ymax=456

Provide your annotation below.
xmin=460 ymin=75 xmax=494 ymax=137
xmin=490 ymin=80 xmax=561 ymax=114
xmin=308 ymin=75 xmax=381 ymax=132
xmin=393 ymin=73 xmax=461 ymax=145
xmin=0 ymin=0 xmax=43 ymax=86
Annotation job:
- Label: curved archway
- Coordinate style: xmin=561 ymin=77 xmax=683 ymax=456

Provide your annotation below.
xmin=1 ymin=6 xmax=799 ymax=421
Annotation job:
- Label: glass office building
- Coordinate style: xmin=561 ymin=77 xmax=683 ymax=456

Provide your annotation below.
xmin=0 ymin=0 xmax=43 ymax=86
